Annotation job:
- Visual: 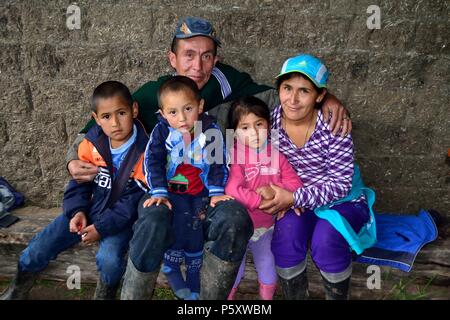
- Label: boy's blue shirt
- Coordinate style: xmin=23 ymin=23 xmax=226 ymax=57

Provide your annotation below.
xmin=63 ymin=119 xmax=149 ymax=238
xmin=144 ymin=113 xmax=228 ymax=198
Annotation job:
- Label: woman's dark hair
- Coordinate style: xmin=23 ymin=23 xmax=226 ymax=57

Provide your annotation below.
xmin=227 ymin=96 xmax=271 ymax=130
xmin=276 ymin=72 xmax=326 ymax=109
xmin=276 ymin=72 xmax=325 ymax=93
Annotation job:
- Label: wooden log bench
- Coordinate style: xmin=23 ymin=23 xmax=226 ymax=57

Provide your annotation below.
xmin=1 ymin=206 xmax=449 ymax=299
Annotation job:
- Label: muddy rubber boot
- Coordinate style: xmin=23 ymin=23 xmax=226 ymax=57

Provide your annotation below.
xmin=93 ymin=277 xmax=120 ymax=300
xmin=199 ymin=251 xmax=241 ymax=300
xmin=0 ymin=268 xmax=37 ymax=300
xmin=120 ymin=257 xmax=159 ymax=300
xmin=321 ymin=274 xmax=351 ymax=300
xmin=278 ymin=269 xmax=309 ymax=300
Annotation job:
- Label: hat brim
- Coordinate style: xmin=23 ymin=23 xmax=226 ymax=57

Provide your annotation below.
xmin=175 ymin=34 xmax=222 ymax=46
xmin=275 ymin=70 xmax=327 ymax=89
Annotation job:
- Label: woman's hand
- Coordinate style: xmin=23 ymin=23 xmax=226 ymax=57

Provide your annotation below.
xmin=258 ymin=184 xmax=295 ymax=214
xmin=256 ymin=185 xmax=276 ymax=200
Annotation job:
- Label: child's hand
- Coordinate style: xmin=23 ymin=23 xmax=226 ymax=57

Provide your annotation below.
xmin=69 ymin=211 xmax=87 ymax=234
xmin=256 ymin=185 xmax=276 ymax=200
xmin=210 ymin=195 xmax=234 ymax=208
xmin=80 ymin=225 xmax=101 ymax=245
xmin=143 ymin=196 xmax=172 ymax=210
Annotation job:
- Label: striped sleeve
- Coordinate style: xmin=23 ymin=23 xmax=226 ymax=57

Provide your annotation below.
xmin=294 ymin=133 xmax=354 ymax=209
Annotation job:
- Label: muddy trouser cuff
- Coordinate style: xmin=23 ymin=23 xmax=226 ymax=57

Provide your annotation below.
xmin=120 ymin=257 xmax=159 ymax=300
xmin=320 ymin=263 xmax=352 ymax=283
xmin=276 ymin=259 xmax=307 ymax=280
xmin=199 ymin=250 xmax=241 ymax=300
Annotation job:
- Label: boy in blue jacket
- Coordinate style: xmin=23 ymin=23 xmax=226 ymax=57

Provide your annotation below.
xmin=143 ymin=75 xmax=233 ymax=300
xmin=1 ymin=81 xmax=148 ymax=300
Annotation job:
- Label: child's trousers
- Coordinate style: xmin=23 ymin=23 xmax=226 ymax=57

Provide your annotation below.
xmin=18 ymin=213 xmax=132 ymax=287
xmin=232 ymin=228 xmax=278 ymax=290
xmin=162 ymin=191 xmax=209 ymax=298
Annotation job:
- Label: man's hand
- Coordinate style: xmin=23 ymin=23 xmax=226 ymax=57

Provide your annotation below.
xmin=322 ymin=93 xmax=352 ymax=137
xmin=69 ymin=211 xmax=87 ymax=234
xmin=143 ymin=196 xmax=173 ymax=210
xmin=258 ymin=184 xmax=295 ymax=215
xmin=68 ymin=160 xmax=98 ymax=184
xmin=256 ymin=185 xmax=276 ymax=200
xmin=210 ymin=195 xmax=234 ymax=208
xmin=80 ymin=225 xmax=101 ymax=245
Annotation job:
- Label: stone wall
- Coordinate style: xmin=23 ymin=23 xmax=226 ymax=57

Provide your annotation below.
xmin=0 ymin=0 xmax=449 ymax=214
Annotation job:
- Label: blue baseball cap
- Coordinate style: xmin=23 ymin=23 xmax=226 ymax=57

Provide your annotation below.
xmin=174 ymin=17 xmax=221 ymax=46
xmin=276 ymin=54 xmax=328 ymax=88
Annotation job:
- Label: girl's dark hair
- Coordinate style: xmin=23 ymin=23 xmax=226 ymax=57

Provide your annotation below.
xmin=276 ymin=72 xmax=326 ymax=109
xmin=227 ymin=96 xmax=271 ymax=130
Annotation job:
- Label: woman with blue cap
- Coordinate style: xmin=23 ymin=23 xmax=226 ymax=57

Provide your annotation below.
xmin=259 ymin=54 xmax=375 ymax=300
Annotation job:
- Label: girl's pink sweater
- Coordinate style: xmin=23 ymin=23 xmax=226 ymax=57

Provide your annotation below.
xmin=225 ymin=141 xmax=303 ymax=229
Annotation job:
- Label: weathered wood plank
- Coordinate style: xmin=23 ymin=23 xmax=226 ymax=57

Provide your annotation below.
xmin=1 ymin=207 xmax=449 ymax=299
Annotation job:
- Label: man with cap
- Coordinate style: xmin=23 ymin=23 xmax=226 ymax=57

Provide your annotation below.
xmin=66 ymin=17 xmax=352 ymax=300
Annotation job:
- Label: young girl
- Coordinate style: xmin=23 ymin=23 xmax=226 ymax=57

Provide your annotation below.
xmin=224 ymin=96 xmax=303 ymax=300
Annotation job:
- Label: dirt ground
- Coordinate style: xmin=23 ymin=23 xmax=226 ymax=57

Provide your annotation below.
xmin=0 ymin=278 xmax=266 ymax=300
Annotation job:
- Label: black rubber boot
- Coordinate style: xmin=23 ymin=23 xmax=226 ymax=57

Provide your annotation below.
xmin=93 ymin=277 xmax=120 ymax=300
xmin=321 ymin=274 xmax=351 ymax=300
xmin=199 ymin=250 xmax=241 ymax=300
xmin=120 ymin=257 xmax=159 ymax=300
xmin=0 ymin=268 xmax=37 ymax=300
xmin=278 ymin=269 xmax=309 ymax=300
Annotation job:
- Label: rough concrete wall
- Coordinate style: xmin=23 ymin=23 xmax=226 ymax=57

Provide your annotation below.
xmin=0 ymin=0 xmax=449 ymax=214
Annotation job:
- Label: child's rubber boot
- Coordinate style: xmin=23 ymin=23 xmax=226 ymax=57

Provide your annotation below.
xmin=227 ymin=287 xmax=238 ymax=300
xmin=0 ymin=266 xmax=37 ymax=300
xmin=258 ymin=281 xmax=276 ymax=300
xmin=93 ymin=277 xmax=120 ymax=300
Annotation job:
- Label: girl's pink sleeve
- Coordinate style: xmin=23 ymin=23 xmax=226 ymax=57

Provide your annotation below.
xmin=225 ymin=163 xmax=262 ymax=211
xmin=278 ymin=152 xmax=303 ymax=192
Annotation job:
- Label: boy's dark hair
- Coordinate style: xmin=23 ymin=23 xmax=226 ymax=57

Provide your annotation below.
xmin=227 ymin=96 xmax=271 ymax=130
xmin=158 ymin=75 xmax=201 ymax=109
xmin=276 ymin=73 xmax=325 ymax=110
xmin=170 ymin=37 xmax=218 ymax=57
xmin=91 ymin=81 xmax=133 ymax=112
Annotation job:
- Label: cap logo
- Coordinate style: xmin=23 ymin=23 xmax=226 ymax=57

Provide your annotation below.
xmin=316 ymin=64 xmax=327 ymax=83
xmin=180 ymin=22 xmax=192 ymax=35
xmin=297 ymin=60 xmax=307 ymax=67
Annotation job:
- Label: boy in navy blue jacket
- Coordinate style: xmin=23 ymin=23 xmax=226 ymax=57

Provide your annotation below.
xmin=1 ymin=81 xmax=148 ymax=300
xmin=143 ymin=76 xmax=233 ymax=299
